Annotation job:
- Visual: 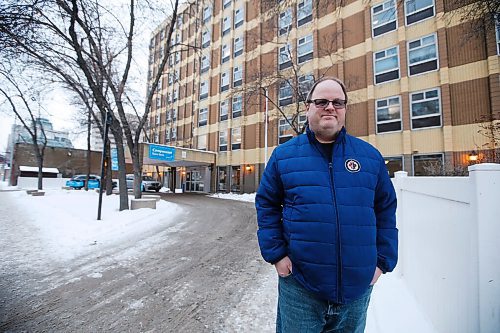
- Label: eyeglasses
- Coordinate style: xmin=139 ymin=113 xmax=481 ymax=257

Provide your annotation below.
xmin=307 ymin=99 xmax=347 ymax=109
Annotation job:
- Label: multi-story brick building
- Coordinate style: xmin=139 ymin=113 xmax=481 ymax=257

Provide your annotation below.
xmin=145 ymin=0 xmax=499 ymax=193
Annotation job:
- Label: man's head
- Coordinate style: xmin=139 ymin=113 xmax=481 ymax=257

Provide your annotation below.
xmin=306 ymin=77 xmax=348 ymax=143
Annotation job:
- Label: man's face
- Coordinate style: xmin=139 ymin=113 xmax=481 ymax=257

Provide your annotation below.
xmin=306 ymin=80 xmax=347 ymax=143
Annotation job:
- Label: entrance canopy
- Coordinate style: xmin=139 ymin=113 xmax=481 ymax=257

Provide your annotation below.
xmin=140 ymin=143 xmax=216 ymax=168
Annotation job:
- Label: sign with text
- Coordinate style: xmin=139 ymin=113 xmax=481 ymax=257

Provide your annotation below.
xmin=111 ymin=148 xmax=118 ymax=171
xmin=149 ymin=144 xmax=175 ymax=162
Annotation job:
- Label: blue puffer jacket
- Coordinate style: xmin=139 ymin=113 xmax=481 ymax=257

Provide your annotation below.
xmin=256 ymin=127 xmax=398 ymax=304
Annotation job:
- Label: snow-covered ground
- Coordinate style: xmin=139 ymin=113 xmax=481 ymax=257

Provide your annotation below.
xmin=0 ymin=183 xmax=183 ymax=262
xmin=0 ymin=184 xmax=435 ymax=332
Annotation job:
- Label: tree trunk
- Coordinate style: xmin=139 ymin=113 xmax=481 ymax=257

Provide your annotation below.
xmin=132 ymin=144 xmax=143 ymax=199
xmin=35 ymin=148 xmax=44 ymax=190
xmin=105 ymin=144 xmax=112 ymax=195
xmin=85 ymin=110 xmax=91 ymax=191
xmin=111 ymin=129 xmax=129 ymax=211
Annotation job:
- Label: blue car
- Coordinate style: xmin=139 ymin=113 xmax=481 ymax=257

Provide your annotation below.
xmin=66 ymin=175 xmax=101 ymax=189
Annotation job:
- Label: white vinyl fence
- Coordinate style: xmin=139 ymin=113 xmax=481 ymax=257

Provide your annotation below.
xmin=393 ymin=163 xmax=500 ymax=333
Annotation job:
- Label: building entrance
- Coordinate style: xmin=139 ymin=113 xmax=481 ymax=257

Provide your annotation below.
xmin=185 ymin=170 xmax=205 ymax=192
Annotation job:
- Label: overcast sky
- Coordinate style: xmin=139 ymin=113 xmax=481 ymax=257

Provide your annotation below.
xmin=0 ymin=1 xmax=165 ymax=155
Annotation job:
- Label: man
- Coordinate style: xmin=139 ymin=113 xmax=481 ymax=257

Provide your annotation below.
xmin=255 ymin=77 xmax=398 ymax=332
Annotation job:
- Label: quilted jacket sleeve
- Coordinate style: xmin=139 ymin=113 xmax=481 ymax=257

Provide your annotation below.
xmin=255 ymin=152 xmax=287 ymax=265
xmin=374 ymin=157 xmax=399 ymax=273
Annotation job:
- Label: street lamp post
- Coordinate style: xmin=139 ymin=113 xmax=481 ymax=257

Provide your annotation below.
xmin=97 ymin=111 xmax=112 ymax=220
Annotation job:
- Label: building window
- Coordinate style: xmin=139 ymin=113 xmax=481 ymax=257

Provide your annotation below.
xmin=165 ymin=127 xmax=170 ymax=142
xmin=297 ymin=34 xmax=313 ymax=64
xmin=410 ymin=88 xmax=441 ymax=129
xmin=172 ymin=108 xmax=177 ymax=120
xmin=201 ymin=54 xmax=210 ymax=73
xmin=372 ymin=0 xmax=397 ymax=37
xmin=223 ymin=0 xmax=231 ymax=9
xmin=405 ymin=0 xmax=434 ymax=25
xmin=231 ymin=127 xmax=241 ymax=150
xmin=156 ymin=97 xmax=161 ymax=108
xmin=175 ymin=51 xmax=180 ymax=64
xmin=198 ymin=107 xmax=208 ymax=127
xmin=177 ymin=15 xmax=183 ymax=28
xmin=234 ymin=36 xmax=244 ymax=57
xmin=232 ymin=95 xmax=242 ymax=118
xmin=202 ymin=29 xmax=211 ymax=48
xmin=220 ymin=99 xmax=229 ymax=121
xmin=297 ymin=0 xmax=313 ymax=27
xmin=217 ymin=167 xmax=228 ymax=191
xmin=279 ymin=114 xmax=306 ymax=144
xmin=376 ymin=96 xmax=402 ymax=133
xmin=220 ymin=71 xmax=230 ymax=92
xmin=197 ymin=134 xmax=207 ymax=150
xmin=219 ymin=130 xmax=228 ymax=151
xmin=384 ymin=156 xmax=404 ymax=177
xmin=374 ymin=46 xmax=400 ymax=84
xmin=279 ymin=44 xmax=292 ymax=70
xmin=221 ymin=44 xmax=230 ymax=64
xmin=199 ymin=81 xmax=209 ymax=100
xmin=234 ymin=7 xmax=244 ymax=29
xmin=279 ymin=80 xmax=293 ymax=106
xmin=203 ymin=6 xmax=212 ymax=24
xmin=408 ymin=34 xmax=438 ymax=76
xmin=231 ymin=165 xmax=241 ymax=192
xmin=173 ymin=89 xmax=178 ymax=102
xmin=171 ymin=127 xmax=177 ymax=140
xmin=496 ymin=15 xmax=500 ymax=55
xmin=222 ymin=16 xmax=231 ymax=36
xmin=233 ymin=65 xmax=243 ymax=87
xmin=298 ymin=74 xmax=314 ymax=101
xmin=413 ymin=153 xmax=443 ymax=176
xmin=279 ymin=8 xmax=292 ymax=36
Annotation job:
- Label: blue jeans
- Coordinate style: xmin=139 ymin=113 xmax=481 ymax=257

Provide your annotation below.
xmin=276 ymin=275 xmax=373 ymax=333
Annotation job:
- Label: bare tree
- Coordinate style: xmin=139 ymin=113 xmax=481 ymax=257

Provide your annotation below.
xmin=0 ymin=0 xmax=186 ymax=208
xmin=0 ymin=67 xmax=48 ymax=190
xmin=237 ymin=0 xmax=343 ymax=136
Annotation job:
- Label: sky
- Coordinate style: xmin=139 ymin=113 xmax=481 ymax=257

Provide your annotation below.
xmin=0 ymin=182 xmax=437 ymax=332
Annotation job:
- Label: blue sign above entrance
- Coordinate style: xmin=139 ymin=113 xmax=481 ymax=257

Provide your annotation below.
xmin=149 ymin=144 xmax=175 ymax=161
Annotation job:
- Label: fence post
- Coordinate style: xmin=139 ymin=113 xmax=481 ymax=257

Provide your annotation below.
xmin=468 ymin=163 xmax=500 ymax=333
xmin=393 ymin=171 xmax=407 ymax=277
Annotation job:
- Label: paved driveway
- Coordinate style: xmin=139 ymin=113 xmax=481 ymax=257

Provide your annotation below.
xmin=0 ymin=193 xmax=276 ymax=332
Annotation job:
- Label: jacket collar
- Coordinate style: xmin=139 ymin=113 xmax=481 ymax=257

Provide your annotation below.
xmin=306 ymin=126 xmax=346 ymax=145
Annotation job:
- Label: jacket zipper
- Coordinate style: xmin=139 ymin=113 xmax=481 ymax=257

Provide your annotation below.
xmin=329 ymin=160 xmax=343 ymax=304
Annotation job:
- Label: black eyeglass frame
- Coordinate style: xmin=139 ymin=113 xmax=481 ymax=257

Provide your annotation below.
xmin=307 ymin=98 xmax=347 ymax=109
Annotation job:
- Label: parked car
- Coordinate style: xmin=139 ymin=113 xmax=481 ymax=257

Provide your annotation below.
xmin=66 ymin=174 xmax=100 ymax=189
xmin=66 ymin=174 xmax=117 ymax=190
xmin=126 ymin=174 xmax=162 ymax=192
